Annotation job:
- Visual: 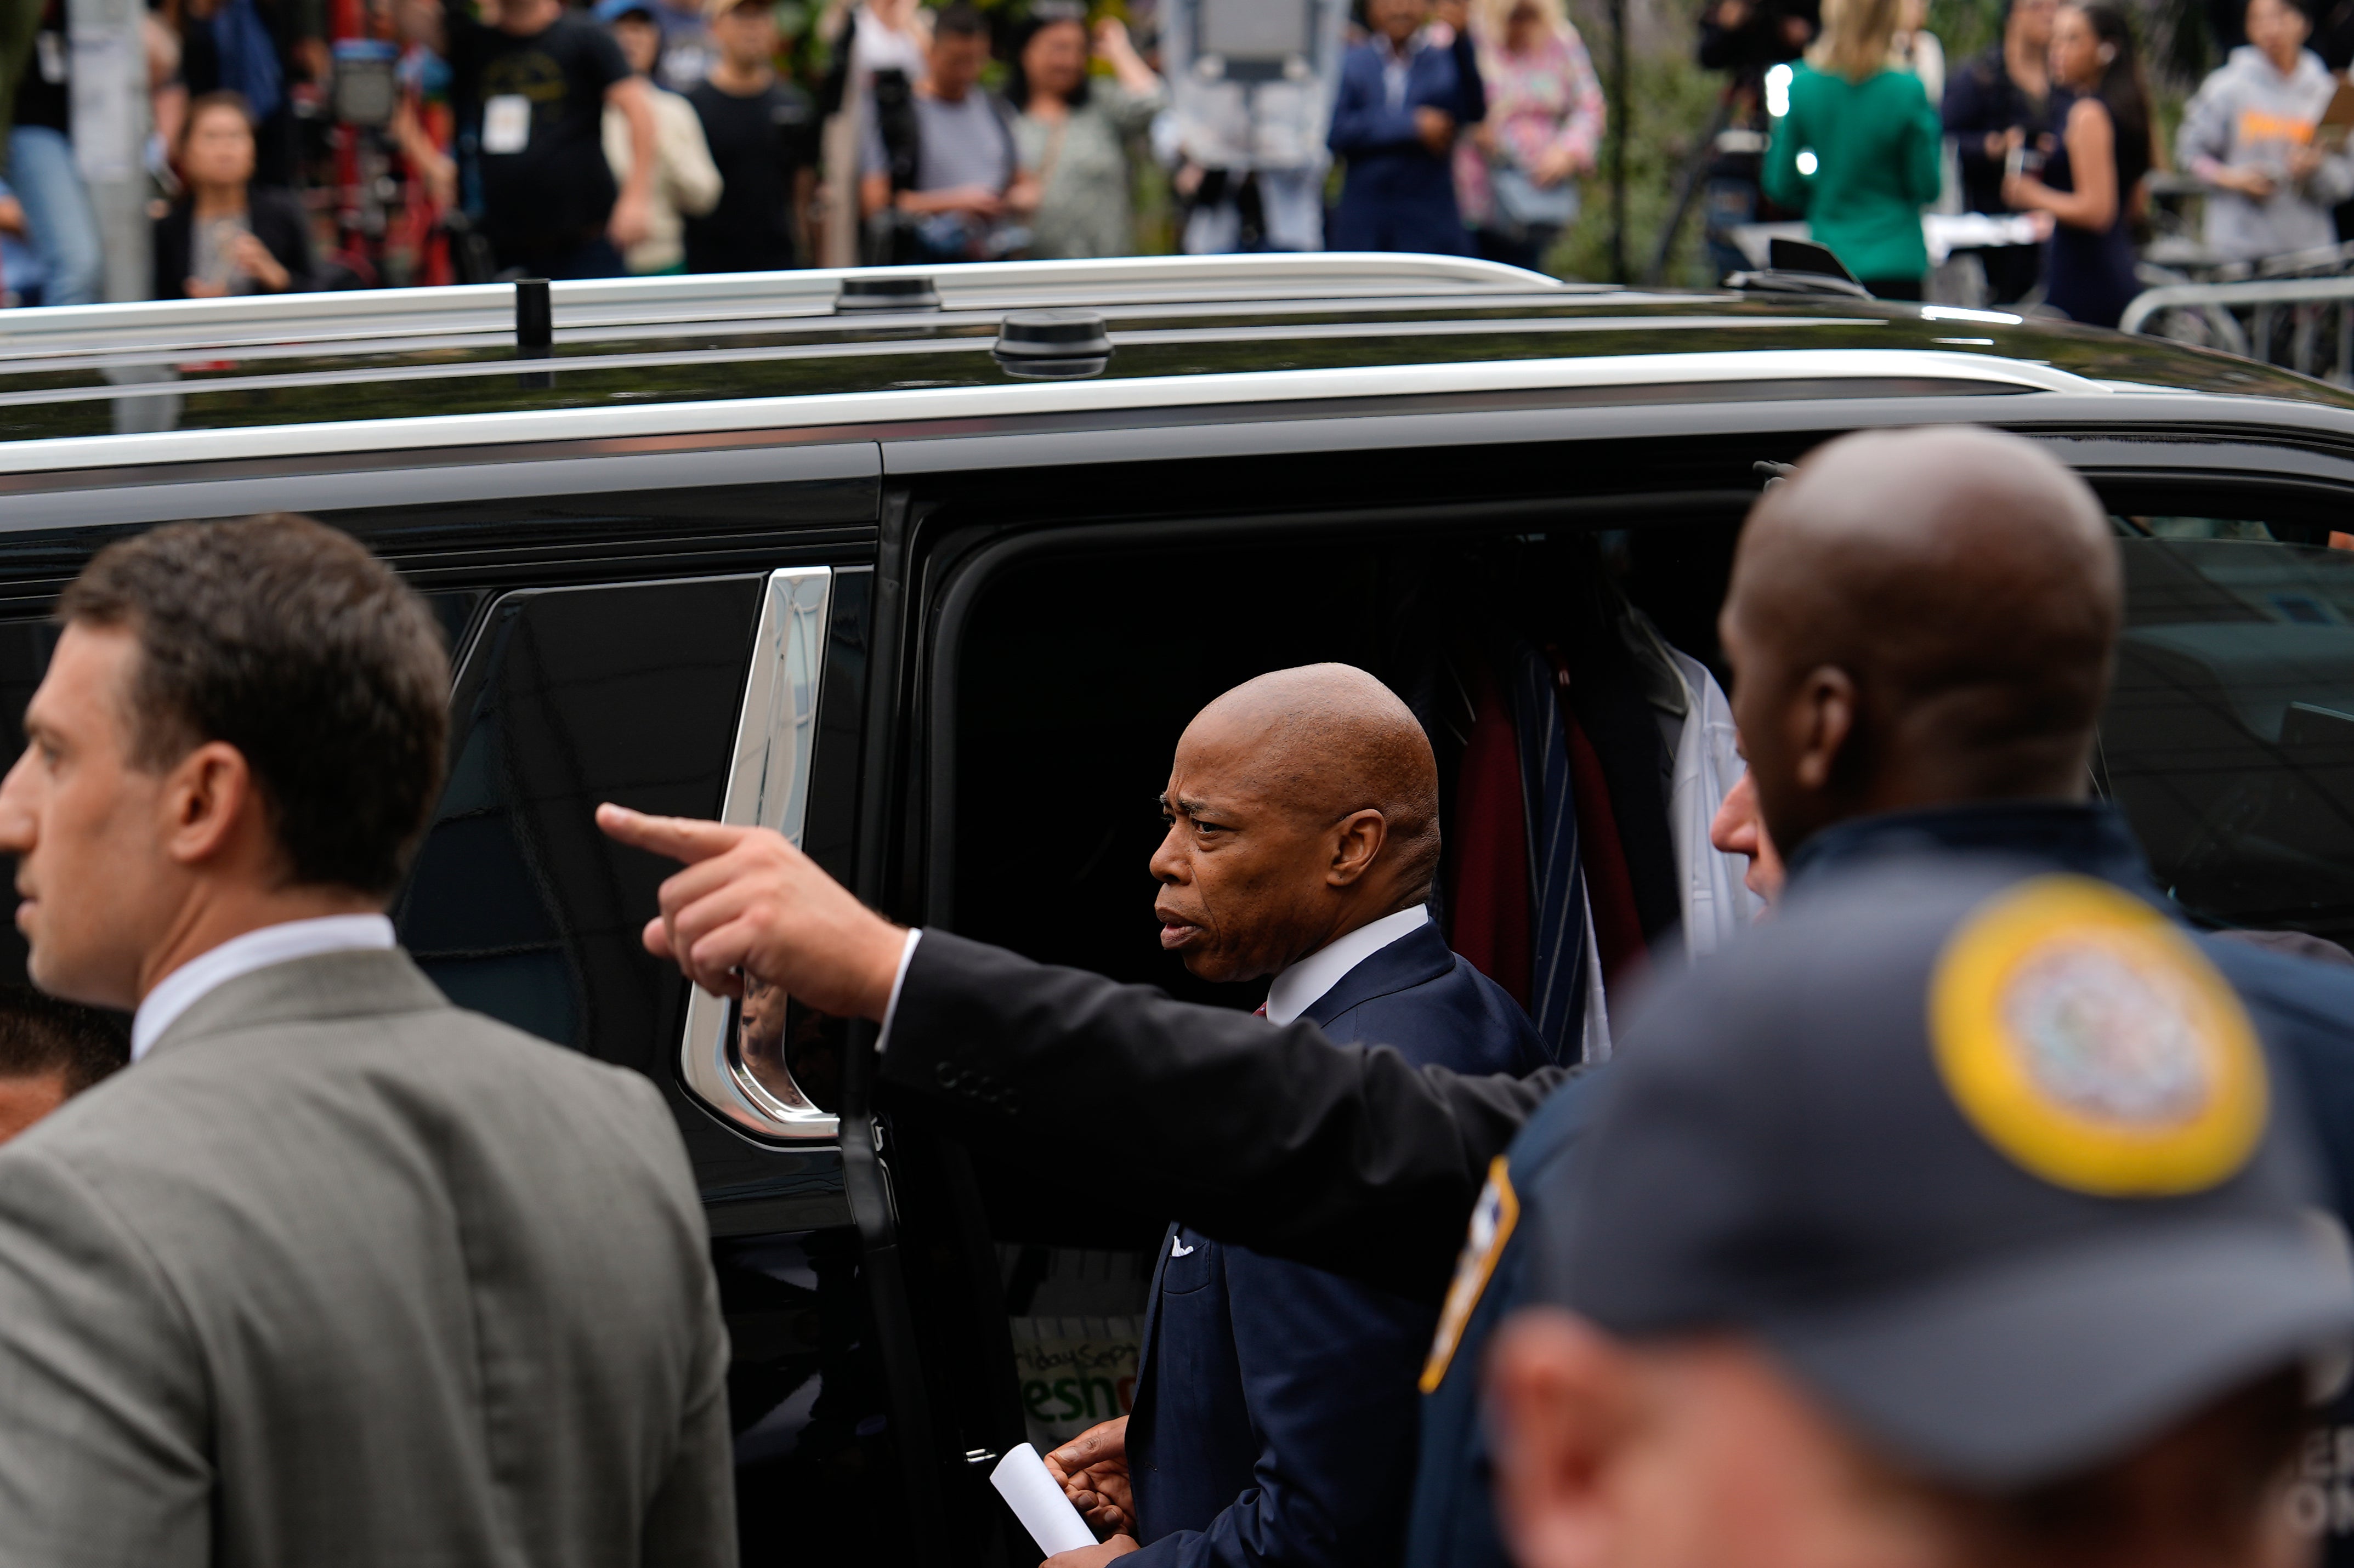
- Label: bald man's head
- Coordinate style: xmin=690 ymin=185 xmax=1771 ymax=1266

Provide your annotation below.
xmin=1152 ymin=664 xmax=1441 ymax=983
xmin=1721 ymin=427 xmax=2120 ymax=857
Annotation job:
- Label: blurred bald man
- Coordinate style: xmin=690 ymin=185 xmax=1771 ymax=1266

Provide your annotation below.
xmin=1040 ymin=665 xmax=1544 ymax=1568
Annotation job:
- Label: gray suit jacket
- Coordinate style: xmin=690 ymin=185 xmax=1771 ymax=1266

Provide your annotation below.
xmin=0 ymin=947 xmax=735 ymax=1567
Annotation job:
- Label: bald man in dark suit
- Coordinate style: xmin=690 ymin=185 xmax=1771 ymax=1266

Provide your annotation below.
xmin=1016 ymin=665 xmax=1545 ymax=1568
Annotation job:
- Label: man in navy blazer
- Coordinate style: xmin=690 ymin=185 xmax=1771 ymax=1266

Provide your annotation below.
xmin=1039 ymin=663 xmax=1545 ymax=1568
xmin=1328 ymin=0 xmax=1485 ymax=254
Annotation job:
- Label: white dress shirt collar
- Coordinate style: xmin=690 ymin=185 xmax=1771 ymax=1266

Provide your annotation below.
xmin=1262 ymin=904 xmax=1431 ymax=1026
xmin=1379 ymin=34 xmax=1414 ymax=107
xmin=131 ymin=913 xmax=398 ymax=1063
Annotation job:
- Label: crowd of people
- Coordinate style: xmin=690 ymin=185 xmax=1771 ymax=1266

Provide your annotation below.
xmin=1 ymin=0 xmax=2347 ymax=315
xmin=0 ymin=0 xmax=1615 ymax=300
xmin=1742 ymin=0 xmax=2354 ymax=323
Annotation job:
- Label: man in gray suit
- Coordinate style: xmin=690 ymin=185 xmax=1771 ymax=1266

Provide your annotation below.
xmin=0 ymin=515 xmax=734 ymax=1567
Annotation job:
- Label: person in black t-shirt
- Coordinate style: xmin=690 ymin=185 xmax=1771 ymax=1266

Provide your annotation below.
xmin=683 ymin=0 xmax=814 ymax=272
xmin=398 ymin=0 xmax=660 ymax=278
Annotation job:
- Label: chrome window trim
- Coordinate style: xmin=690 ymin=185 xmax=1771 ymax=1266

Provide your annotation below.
xmin=679 ymin=566 xmax=839 ymax=1143
xmin=0 ymin=349 xmax=2132 ymax=476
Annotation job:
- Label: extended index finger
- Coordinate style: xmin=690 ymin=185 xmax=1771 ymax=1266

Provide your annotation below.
xmin=597 ymin=803 xmax=753 ymax=866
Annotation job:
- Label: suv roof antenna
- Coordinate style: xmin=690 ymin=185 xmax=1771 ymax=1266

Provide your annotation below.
xmin=837 ymin=275 xmax=940 ymax=313
xmin=515 ymin=277 xmax=552 ymax=389
xmin=1725 ymin=238 xmax=1874 ymax=301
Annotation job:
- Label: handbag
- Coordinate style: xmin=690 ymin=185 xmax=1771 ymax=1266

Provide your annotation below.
xmin=1489 ymin=163 xmax=1578 ymax=238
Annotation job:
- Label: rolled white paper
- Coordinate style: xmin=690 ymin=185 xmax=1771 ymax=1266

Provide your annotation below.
xmin=990 ymin=1442 xmax=1099 ymax=1558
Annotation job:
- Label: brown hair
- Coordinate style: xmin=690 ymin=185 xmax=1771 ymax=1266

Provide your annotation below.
xmin=57 ymin=515 xmax=449 ymax=897
xmin=0 ymin=985 xmax=127 ymax=1095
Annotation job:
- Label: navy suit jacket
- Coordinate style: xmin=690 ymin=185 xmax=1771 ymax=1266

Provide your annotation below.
xmin=1328 ymin=37 xmax=1479 ymax=254
xmin=1127 ymin=922 xmax=1544 ymax=1568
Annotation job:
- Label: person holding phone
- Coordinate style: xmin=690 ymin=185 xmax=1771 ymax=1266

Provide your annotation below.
xmin=2002 ymin=1 xmax=2150 ymax=327
xmin=1456 ymin=0 xmax=1603 ymax=271
xmin=1329 ymin=0 xmax=1487 ymax=253
xmin=1008 ymin=7 xmax=1164 ymax=260
xmin=153 ymin=92 xmax=315 ymax=298
xmin=1941 ymin=0 xmax=2055 ymax=300
xmin=2179 ymin=0 xmax=2354 ymax=263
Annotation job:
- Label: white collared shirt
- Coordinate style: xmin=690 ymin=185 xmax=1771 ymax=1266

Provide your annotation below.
xmin=1262 ymin=904 xmax=1431 ymax=1026
xmin=876 ymin=926 xmax=924 ymax=1053
xmin=131 ymin=913 xmax=398 ymax=1062
xmin=1379 ymin=34 xmax=1413 ymax=109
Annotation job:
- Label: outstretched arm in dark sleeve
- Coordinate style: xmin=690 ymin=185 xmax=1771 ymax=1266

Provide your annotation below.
xmin=597 ymin=808 xmax=1567 ymax=1305
xmin=881 ymin=930 xmax=1564 ymax=1304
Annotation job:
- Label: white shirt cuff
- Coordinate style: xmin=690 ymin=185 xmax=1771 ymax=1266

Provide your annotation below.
xmin=874 ymin=927 xmax=923 ymax=1055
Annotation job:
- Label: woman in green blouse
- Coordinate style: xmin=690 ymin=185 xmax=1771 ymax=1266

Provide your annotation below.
xmin=1008 ymin=7 xmax=1167 ymax=260
xmin=1763 ymin=0 xmax=1943 ymax=298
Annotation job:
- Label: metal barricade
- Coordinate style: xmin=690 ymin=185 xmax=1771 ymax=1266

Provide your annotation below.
xmin=2121 ymin=245 xmax=2354 ymax=385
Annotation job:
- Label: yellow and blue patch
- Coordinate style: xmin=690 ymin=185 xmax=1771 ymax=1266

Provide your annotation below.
xmin=1930 ymin=876 xmax=2267 ymax=1197
xmin=1421 ymin=1156 xmax=1519 ymax=1394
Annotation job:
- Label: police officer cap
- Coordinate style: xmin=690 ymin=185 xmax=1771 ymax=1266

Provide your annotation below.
xmin=1534 ymin=856 xmax=2354 ymax=1487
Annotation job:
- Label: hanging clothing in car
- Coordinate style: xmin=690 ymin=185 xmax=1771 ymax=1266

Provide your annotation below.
xmin=1509 ymin=644 xmax=1607 ymax=1065
xmin=1565 ymin=707 xmax=1646 ymax=987
xmin=1665 ymin=646 xmax=1762 ymax=957
xmin=1555 ymin=598 xmax=1682 ymax=946
xmin=1443 ymin=650 xmax=1609 ymax=1064
xmin=1615 ymin=603 xmax=1693 ymax=722
xmin=1445 ymin=664 xmax=1533 ymax=1008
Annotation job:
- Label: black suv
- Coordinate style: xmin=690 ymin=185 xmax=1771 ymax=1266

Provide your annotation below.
xmin=0 ymin=254 xmax=2350 ymax=1565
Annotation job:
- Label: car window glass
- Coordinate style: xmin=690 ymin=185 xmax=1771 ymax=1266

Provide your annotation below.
xmin=393 ymin=576 xmax=763 ymax=1072
xmin=2103 ymin=518 xmax=2354 ymax=947
xmin=0 ymin=618 xmax=60 ymax=985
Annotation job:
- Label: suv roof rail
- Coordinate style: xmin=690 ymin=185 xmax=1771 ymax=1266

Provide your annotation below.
xmin=0 ymin=253 xmax=1572 ymax=359
xmin=0 ymin=346 xmax=2117 ymax=478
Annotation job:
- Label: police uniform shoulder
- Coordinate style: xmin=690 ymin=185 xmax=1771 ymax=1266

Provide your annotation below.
xmin=2202 ymin=931 xmax=2354 ymax=1024
xmin=1507 ymin=1065 xmax=1611 ymax=1185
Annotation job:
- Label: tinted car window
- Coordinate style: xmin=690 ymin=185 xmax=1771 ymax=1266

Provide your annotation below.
xmin=394 ymin=576 xmax=763 ymax=1072
xmin=2102 ymin=520 xmax=2354 ymax=945
xmin=0 ymin=618 xmax=59 ymax=983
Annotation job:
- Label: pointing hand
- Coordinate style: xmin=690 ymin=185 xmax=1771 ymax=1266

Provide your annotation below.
xmin=595 ymin=804 xmax=907 ymax=1018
